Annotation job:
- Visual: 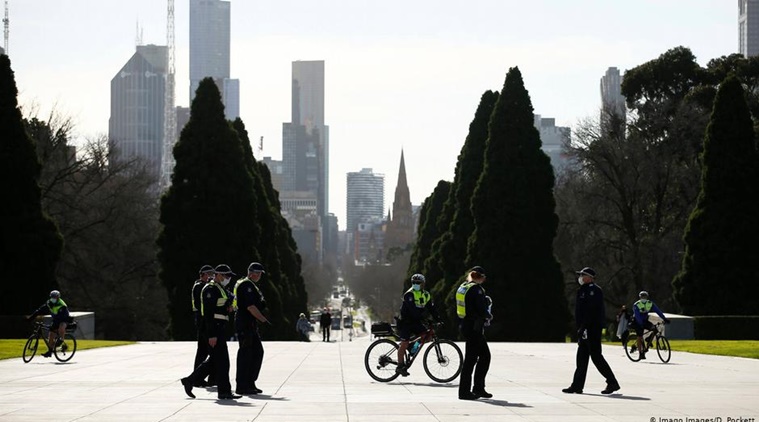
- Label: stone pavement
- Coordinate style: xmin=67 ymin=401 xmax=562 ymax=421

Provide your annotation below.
xmin=0 ymin=336 xmax=758 ymax=422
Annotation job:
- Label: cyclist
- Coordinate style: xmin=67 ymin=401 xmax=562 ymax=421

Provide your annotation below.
xmin=631 ymin=291 xmax=670 ymax=360
xmin=396 ymin=273 xmax=440 ymax=376
xmin=27 ymin=290 xmax=71 ymax=358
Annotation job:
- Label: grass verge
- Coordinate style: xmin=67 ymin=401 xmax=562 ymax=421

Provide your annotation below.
xmin=666 ymin=340 xmax=759 ymax=359
xmin=0 ymin=339 xmax=135 ymax=360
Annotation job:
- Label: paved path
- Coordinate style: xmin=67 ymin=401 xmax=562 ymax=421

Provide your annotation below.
xmin=1 ymin=336 xmax=757 ymax=421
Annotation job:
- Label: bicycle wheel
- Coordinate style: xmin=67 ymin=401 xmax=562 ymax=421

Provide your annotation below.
xmin=22 ymin=335 xmax=39 ymax=363
xmin=364 ymin=338 xmax=401 ymax=382
xmin=623 ymin=332 xmax=642 ymax=362
xmin=53 ymin=333 xmax=77 ymax=362
xmin=423 ymin=339 xmax=463 ymax=383
xmin=656 ymin=335 xmax=671 ymax=363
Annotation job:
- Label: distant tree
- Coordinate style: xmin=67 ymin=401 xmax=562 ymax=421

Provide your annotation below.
xmin=431 ymin=91 xmax=499 ymax=317
xmin=0 ymin=54 xmax=62 ymax=315
xmin=467 ymin=67 xmax=568 ymax=341
xmin=407 ymin=180 xmax=451 ymax=289
xmin=672 ymin=75 xmax=759 ymax=315
xmin=157 ymin=78 xmax=260 ymax=340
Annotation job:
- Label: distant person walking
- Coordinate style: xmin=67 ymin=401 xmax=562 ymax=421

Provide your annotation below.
xmin=191 ymin=265 xmax=214 ymax=387
xmin=296 ymin=313 xmax=311 ymax=341
xmin=181 ymin=265 xmax=240 ymax=400
xmin=456 ymin=266 xmax=492 ymax=400
xmin=233 ymin=262 xmax=269 ymax=395
xmin=320 ymin=308 xmax=332 ymax=342
xmin=563 ymin=267 xmax=620 ymax=395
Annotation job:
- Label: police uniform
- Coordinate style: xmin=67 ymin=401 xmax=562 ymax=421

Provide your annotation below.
xmin=183 ymin=279 xmax=235 ymax=398
xmin=456 ymin=270 xmax=492 ymax=400
xmin=233 ymin=262 xmax=267 ymax=394
xmin=565 ymin=267 xmax=619 ymax=394
xmin=397 ymin=287 xmax=435 ymax=341
xmin=191 ymin=273 xmax=211 ymax=382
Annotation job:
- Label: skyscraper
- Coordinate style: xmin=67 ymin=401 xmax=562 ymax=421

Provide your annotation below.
xmin=601 ymin=67 xmax=625 ymax=118
xmin=740 ymin=0 xmax=759 ymax=57
xmin=189 ymin=0 xmax=239 ymax=119
xmin=346 ymin=168 xmax=384 ymax=235
xmin=109 ymin=44 xmax=167 ymax=178
xmin=534 ymin=115 xmax=570 ymax=172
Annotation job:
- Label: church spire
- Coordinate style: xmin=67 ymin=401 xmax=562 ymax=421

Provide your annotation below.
xmin=395 ymin=149 xmax=409 ymax=204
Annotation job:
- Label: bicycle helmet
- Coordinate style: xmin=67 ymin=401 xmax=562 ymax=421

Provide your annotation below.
xmin=410 ymin=274 xmax=426 ymax=283
xmin=50 ymin=290 xmax=61 ymax=299
xmin=639 ymin=290 xmax=649 ymax=299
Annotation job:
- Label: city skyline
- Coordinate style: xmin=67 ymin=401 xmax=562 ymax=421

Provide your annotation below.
xmin=9 ymin=1 xmax=735 ymax=230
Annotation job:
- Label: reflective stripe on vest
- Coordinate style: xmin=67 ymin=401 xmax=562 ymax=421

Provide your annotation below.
xmin=200 ymin=282 xmax=228 ymax=317
xmin=635 ymin=300 xmax=653 ymax=313
xmin=49 ymin=299 xmax=67 ymax=315
xmin=404 ymin=288 xmax=430 ymax=308
xmin=456 ymin=282 xmax=475 ymax=318
xmin=232 ymin=278 xmax=247 ymax=310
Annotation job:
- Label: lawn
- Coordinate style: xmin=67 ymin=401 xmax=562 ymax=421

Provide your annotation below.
xmin=666 ymin=340 xmax=759 ymax=359
xmin=0 ymin=339 xmax=135 ymax=360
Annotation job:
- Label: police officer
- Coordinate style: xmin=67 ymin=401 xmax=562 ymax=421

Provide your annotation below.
xmin=632 ymin=290 xmax=669 ymax=360
xmin=563 ymin=267 xmax=621 ymax=395
xmin=456 ymin=266 xmax=492 ymax=400
xmin=233 ymin=262 xmax=269 ymax=395
xmin=27 ymin=290 xmax=71 ymax=358
xmin=191 ymin=265 xmax=214 ymax=387
xmin=395 ymin=273 xmax=439 ymax=376
xmin=181 ymin=264 xmax=241 ymax=400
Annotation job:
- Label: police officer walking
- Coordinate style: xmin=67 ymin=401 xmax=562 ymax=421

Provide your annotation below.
xmin=563 ymin=267 xmax=621 ymax=395
xmin=191 ymin=265 xmax=214 ymax=387
xmin=456 ymin=266 xmax=493 ymax=400
xmin=181 ymin=264 xmax=241 ymax=400
xmin=233 ymin=262 xmax=269 ymax=395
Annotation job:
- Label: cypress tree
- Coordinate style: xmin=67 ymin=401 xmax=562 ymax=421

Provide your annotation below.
xmin=467 ymin=67 xmax=568 ymax=341
xmin=432 ymin=91 xmax=499 ymax=305
xmin=157 ymin=78 xmax=260 ymax=340
xmin=673 ymin=75 xmax=759 ymax=315
xmin=0 ymin=54 xmax=63 ymax=315
xmin=407 ymin=180 xmax=451 ymax=290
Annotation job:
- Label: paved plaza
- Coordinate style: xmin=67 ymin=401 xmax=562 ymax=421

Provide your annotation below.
xmin=0 ymin=335 xmax=757 ymax=422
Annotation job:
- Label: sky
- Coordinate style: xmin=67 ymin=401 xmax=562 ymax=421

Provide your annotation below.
xmin=9 ymin=1 xmax=736 ymax=231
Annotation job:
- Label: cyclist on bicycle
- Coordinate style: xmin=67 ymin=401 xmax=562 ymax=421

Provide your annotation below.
xmin=396 ymin=273 xmax=440 ymax=376
xmin=631 ymin=291 xmax=669 ymax=360
xmin=27 ymin=290 xmax=71 ymax=358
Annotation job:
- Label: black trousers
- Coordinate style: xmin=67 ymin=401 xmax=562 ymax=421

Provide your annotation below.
xmin=193 ymin=317 xmax=210 ymax=377
xmin=187 ymin=330 xmax=231 ymax=396
xmin=459 ymin=332 xmax=491 ymax=394
xmin=251 ymin=328 xmax=264 ymax=383
xmin=322 ymin=325 xmax=330 ymax=341
xmin=571 ymin=332 xmax=618 ymax=389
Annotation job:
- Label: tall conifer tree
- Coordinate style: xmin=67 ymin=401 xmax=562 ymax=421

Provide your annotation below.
xmin=157 ymin=78 xmax=260 ymax=339
xmin=407 ymin=181 xmax=451 ymax=289
xmin=673 ymin=75 xmax=759 ymax=315
xmin=0 ymin=54 xmax=62 ymax=315
xmin=467 ymin=67 xmax=568 ymax=341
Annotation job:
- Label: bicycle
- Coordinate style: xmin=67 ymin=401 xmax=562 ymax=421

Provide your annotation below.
xmin=364 ymin=321 xmax=463 ymax=383
xmin=623 ymin=320 xmax=670 ymax=363
xmin=23 ymin=320 xmax=78 ymax=363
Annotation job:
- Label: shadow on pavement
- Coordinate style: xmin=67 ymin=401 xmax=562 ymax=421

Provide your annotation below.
xmin=214 ymin=399 xmax=256 ymax=407
xmin=402 ymin=382 xmax=458 ymax=389
xmin=582 ymin=393 xmax=651 ymax=401
xmin=249 ymin=395 xmax=289 ymax=401
xmin=479 ymin=399 xmax=531 ymax=408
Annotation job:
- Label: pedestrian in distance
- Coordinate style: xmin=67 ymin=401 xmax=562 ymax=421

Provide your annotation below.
xmin=27 ymin=290 xmax=72 ymax=358
xmin=181 ymin=264 xmax=241 ymax=400
xmin=320 ymin=308 xmax=332 ymax=342
xmin=456 ymin=266 xmax=493 ymax=400
xmin=191 ymin=265 xmax=215 ymax=387
xmin=233 ymin=262 xmax=269 ymax=395
xmin=563 ymin=267 xmax=621 ymax=395
xmin=395 ymin=273 xmax=440 ymax=377
xmin=296 ymin=313 xmax=311 ymax=342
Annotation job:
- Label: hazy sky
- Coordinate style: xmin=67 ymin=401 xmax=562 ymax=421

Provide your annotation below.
xmin=10 ymin=1 xmax=735 ymax=230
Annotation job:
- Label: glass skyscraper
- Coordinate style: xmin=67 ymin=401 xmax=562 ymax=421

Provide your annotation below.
xmin=740 ymin=0 xmax=759 ymax=57
xmin=346 ymin=168 xmax=384 ymax=234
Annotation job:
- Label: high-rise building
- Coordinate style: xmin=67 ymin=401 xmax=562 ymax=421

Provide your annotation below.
xmin=189 ymin=0 xmax=239 ymax=119
xmin=601 ymin=67 xmax=626 ymax=118
xmin=346 ymin=168 xmax=384 ymax=235
xmin=740 ymin=0 xmax=759 ymax=57
xmin=384 ymin=150 xmax=415 ymax=258
xmin=109 ymin=44 xmax=167 ymax=179
xmin=534 ymin=115 xmax=570 ymax=172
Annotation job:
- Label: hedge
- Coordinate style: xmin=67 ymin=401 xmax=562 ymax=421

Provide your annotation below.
xmin=694 ymin=316 xmax=759 ymax=340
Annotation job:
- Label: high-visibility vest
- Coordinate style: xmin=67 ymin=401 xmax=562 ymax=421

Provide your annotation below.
xmin=48 ymin=299 xmax=67 ymax=315
xmin=456 ymin=282 xmax=476 ymax=318
xmin=201 ymin=281 xmax=229 ymax=320
xmin=635 ymin=299 xmax=653 ymax=313
xmin=232 ymin=277 xmax=264 ymax=310
xmin=404 ymin=287 xmax=430 ymax=309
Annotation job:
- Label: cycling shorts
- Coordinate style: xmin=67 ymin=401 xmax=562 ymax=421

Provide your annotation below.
xmin=397 ymin=321 xmax=426 ymax=341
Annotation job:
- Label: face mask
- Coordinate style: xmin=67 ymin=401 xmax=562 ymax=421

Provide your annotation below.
xmin=220 ymin=277 xmax=231 ymax=287
xmin=577 ymin=277 xmax=584 ymax=286
xmin=50 ymin=298 xmax=58 ymax=304
xmin=640 ymin=299 xmax=648 ymax=303
xmin=412 ymin=284 xmax=421 ymax=291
